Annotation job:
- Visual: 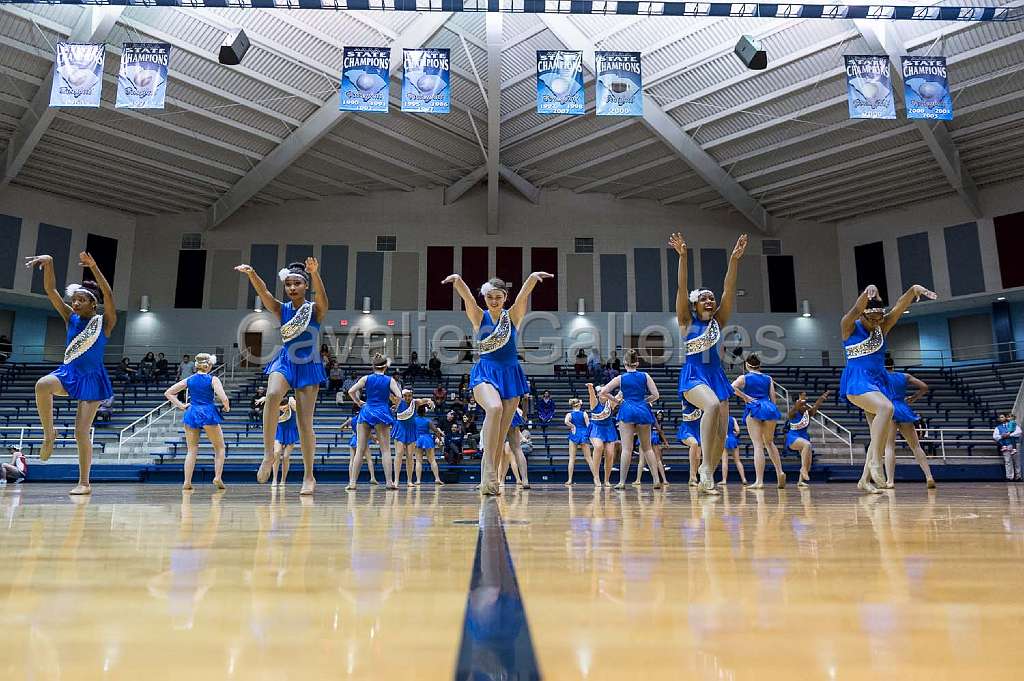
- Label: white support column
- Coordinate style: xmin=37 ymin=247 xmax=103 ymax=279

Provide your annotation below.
xmin=206 ymin=12 xmax=452 ymax=230
xmin=854 ymin=19 xmax=983 ymax=219
xmin=485 ymin=11 xmax=502 ymax=235
xmin=2 ymin=7 xmax=124 ymax=186
xmin=537 ymin=15 xmax=773 ymax=235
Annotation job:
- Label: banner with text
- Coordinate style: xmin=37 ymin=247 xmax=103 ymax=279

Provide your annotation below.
xmin=340 ymin=46 xmax=390 ymax=113
xmin=536 ymin=50 xmax=585 ymax=116
xmin=401 ymin=48 xmax=450 ymax=114
xmin=845 ymin=55 xmax=895 ymax=120
xmin=50 ymin=42 xmax=104 ymax=108
xmin=116 ymin=43 xmax=170 ymax=109
xmin=902 ymin=55 xmax=953 ymax=121
xmin=595 ymin=51 xmax=643 ymax=117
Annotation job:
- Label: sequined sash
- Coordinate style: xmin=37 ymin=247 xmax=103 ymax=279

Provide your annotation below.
xmin=281 ymin=302 xmax=313 ymax=343
xmin=396 ymin=401 xmax=415 ymax=421
xmin=591 ymin=403 xmax=612 ymax=421
xmin=681 ymin=408 xmax=704 ymax=422
xmin=686 ymin=319 xmax=720 ymax=356
xmin=478 ymin=310 xmax=511 ymax=355
xmin=278 ymin=405 xmax=293 ymax=423
xmin=63 ymin=314 xmax=102 ymax=365
xmin=789 ymin=411 xmax=810 ymax=431
xmin=845 ymin=326 xmax=883 ymax=359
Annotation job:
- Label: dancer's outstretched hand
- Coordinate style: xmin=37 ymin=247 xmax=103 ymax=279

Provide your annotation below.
xmin=731 ymin=234 xmax=748 ymax=260
xmin=78 ymin=252 xmax=97 ymax=269
xmin=24 ymin=254 xmax=52 ymax=269
xmin=235 ymin=264 xmax=254 ymax=275
xmin=863 ymin=284 xmax=879 ymax=300
xmin=912 ymin=285 xmax=937 ymax=301
xmin=668 ymin=233 xmax=686 ymax=255
xmin=529 ymin=271 xmax=554 ymax=282
xmin=305 ymin=257 xmax=319 ymax=275
xmin=441 ymin=274 xmax=461 ymax=285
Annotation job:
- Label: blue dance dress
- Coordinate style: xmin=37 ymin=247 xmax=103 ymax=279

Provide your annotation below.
xmin=182 ymin=373 xmax=224 ymax=429
xmin=725 ymin=416 xmax=740 ymax=450
xmin=676 ymin=406 xmax=703 ymax=445
xmin=785 ymin=410 xmax=811 ymax=451
xmin=617 ymin=371 xmax=656 ymax=425
xmin=414 ymin=416 xmax=436 ymax=450
xmin=839 ymin=320 xmax=890 ymax=403
xmin=588 ymin=402 xmax=619 ymax=443
xmin=651 ymin=427 xmax=663 ymax=446
xmin=393 ymin=399 xmax=418 ymax=444
xmin=347 ymin=413 xmax=361 ymax=449
xmin=50 ymin=313 xmax=112 ymax=402
xmin=510 ymin=408 xmax=526 ymax=429
xmin=469 ymin=310 xmax=529 ymax=400
xmin=265 ymin=301 xmax=328 ymax=390
xmin=567 ymin=409 xmax=590 ymax=444
xmin=741 ymin=372 xmax=783 ymax=422
xmin=888 ymin=371 xmax=920 ymax=424
xmin=275 ymin=402 xmax=299 ymax=446
xmin=678 ymin=317 xmax=733 ymax=402
xmin=358 ymin=373 xmax=396 ymax=427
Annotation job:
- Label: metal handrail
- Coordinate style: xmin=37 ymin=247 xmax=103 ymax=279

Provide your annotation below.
xmin=912 ymin=427 xmax=1002 ymax=462
xmin=1 ymin=425 xmax=95 ymax=452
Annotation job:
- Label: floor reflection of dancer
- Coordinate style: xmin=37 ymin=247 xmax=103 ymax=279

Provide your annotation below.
xmin=586 ymin=383 xmax=620 ymax=487
xmin=671 ymin=232 xmax=748 ymax=495
xmin=599 ymin=349 xmax=661 ymax=490
xmin=785 ymin=390 xmax=830 ymax=488
xmin=413 ymin=405 xmax=446 ymax=486
xmin=443 ymin=272 xmax=552 ymax=496
xmin=883 ymin=358 xmax=936 ymax=489
xmin=237 ymin=259 xmax=328 ymax=496
xmin=347 ymin=354 xmax=402 ymax=490
xmin=26 ymin=252 xmax=115 ymax=496
xmin=839 ymin=283 xmax=935 ymax=493
xmin=732 ymin=354 xmax=785 ymax=489
xmin=164 ymin=353 xmax=229 ymax=490
xmin=676 ymin=405 xmax=703 ymax=486
xmin=564 ymin=398 xmax=592 ymax=486
xmin=720 ymin=414 xmax=748 ymax=486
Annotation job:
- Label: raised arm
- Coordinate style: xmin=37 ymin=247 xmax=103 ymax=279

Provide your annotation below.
xmin=883 ymin=284 xmax=937 ymax=333
xmin=669 ymin=233 xmax=691 ymax=330
xmin=305 ymin=257 xmax=328 ymax=322
xmin=24 ymin=255 xmax=71 ymax=323
xmin=211 ymin=376 xmax=231 ymax=412
xmin=348 ymin=375 xmax=368 ymax=406
xmin=904 ymin=375 xmax=928 ymax=405
xmin=786 ymin=393 xmax=807 ymax=421
xmin=808 ymin=390 xmax=831 ymax=416
xmin=442 ymin=274 xmax=483 ymax=328
xmin=79 ymin=252 xmax=117 ymax=334
xmin=586 ymin=382 xmax=599 ymax=410
xmin=509 ymin=271 xmax=554 ymax=325
xmin=163 ymin=380 xmax=189 ymax=410
xmin=841 ymin=285 xmax=878 ymax=339
xmin=715 ymin=234 xmax=748 ymax=326
xmin=235 ymin=264 xmax=281 ymax=316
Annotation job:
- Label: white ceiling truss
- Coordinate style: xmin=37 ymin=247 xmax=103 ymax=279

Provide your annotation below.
xmin=0 ymin=5 xmax=1019 ymax=227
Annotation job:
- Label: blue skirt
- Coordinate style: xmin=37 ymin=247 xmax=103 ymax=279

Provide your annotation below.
xmin=469 ymin=359 xmax=529 ymax=400
xmin=725 ymin=433 xmax=739 ymax=450
xmin=183 ymin=403 xmax=223 ymax=429
xmin=393 ymin=418 xmax=418 ymax=444
xmin=276 ymin=419 xmax=300 ymax=446
xmin=589 ymin=420 xmax=619 ymax=443
xmin=568 ymin=428 xmax=590 ymax=445
xmin=265 ymin=350 xmax=328 ymax=390
xmin=744 ymin=398 xmax=782 ymax=422
xmin=677 ymin=421 xmax=700 ymax=445
xmin=651 ymin=430 xmax=662 ymax=446
xmin=358 ymin=403 xmax=395 ymax=427
xmin=839 ymin=365 xmax=890 ymax=403
xmin=785 ymin=429 xmax=810 ymax=451
xmin=678 ymin=362 xmax=733 ymax=402
xmin=51 ymin=364 xmax=113 ymax=402
xmin=893 ymin=401 xmax=920 ymax=424
xmin=348 ymin=435 xmax=358 ymax=449
xmin=416 ymin=434 xmax=437 ymax=450
xmin=617 ymin=400 xmax=655 ymax=425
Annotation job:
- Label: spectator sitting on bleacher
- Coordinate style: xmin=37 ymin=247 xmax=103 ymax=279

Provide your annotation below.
xmin=609 ymin=350 xmax=622 ymax=371
xmin=433 ymin=383 xmax=447 ymax=408
xmin=574 ymin=349 xmax=588 ymax=377
xmin=96 ymin=395 xmax=114 ymax=423
xmin=249 ymin=386 xmax=266 ymax=424
xmin=536 ymin=390 xmax=555 ymax=429
xmin=341 ymin=371 xmax=357 ymax=395
xmin=116 ymin=357 xmax=136 ymax=383
xmin=450 ymin=394 xmax=466 ymax=415
xmin=468 ymin=395 xmax=483 ymax=423
xmin=402 ymin=351 xmax=421 ymax=382
xmin=462 ymin=414 xmax=479 ymax=450
xmin=178 ymin=355 xmax=195 ymax=381
xmin=520 ymin=428 xmax=534 ymax=457
xmin=455 ymin=373 xmax=470 ymax=399
xmin=2 ymin=446 xmax=27 ymax=484
xmin=328 ymin=361 xmax=344 ymax=394
xmin=445 ymin=421 xmax=465 ymax=464
xmin=0 ymin=334 xmax=11 ymax=362
xmin=155 ymin=353 xmax=169 ymax=379
xmin=139 ymin=352 xmax=157 ymax=382
xmin=993 ymin=413 xmax=1022 ymax=481
xmin=428 ymin=352 xmax=442 ymax=380
xmin=601 ymin=364 xmax=618 ymax=384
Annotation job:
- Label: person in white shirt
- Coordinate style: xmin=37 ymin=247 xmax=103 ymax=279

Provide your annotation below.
xmin=992 ymin=413 xmax=1022 ymax=481
xmin=2 ymin=446 xmax=28 ymax=483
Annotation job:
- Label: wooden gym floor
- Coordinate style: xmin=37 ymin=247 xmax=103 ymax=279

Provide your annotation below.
xmin=2 ymin=482 xmax=1023 ymax=680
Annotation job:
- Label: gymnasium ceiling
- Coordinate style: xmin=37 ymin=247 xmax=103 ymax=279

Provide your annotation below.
xmin=0 ymin=3 xmax=1021 ymax=229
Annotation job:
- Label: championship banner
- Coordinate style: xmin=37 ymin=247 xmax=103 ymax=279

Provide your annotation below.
xmin=595 ymin=51 xmax=643 ymax=117
xmin=844 ymin=55 xmax=895 ymax=120
xmin=116 ymin=43 xmax=170 ymax=109
xmin=902 ymin=56 xmax=953 ymax=121
xmin=401 ymin=48 xmax=450 ymax=114
xmin=340 ymin=46 xmax=390 ymax=113
xmin=49 ymin=42 xmax=104 ymax=108
xmin=536 ymin=50 xmax=584 ymax=116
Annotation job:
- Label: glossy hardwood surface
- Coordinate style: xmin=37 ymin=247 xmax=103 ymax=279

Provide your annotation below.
xmin=3 ymin=483 xmax=1024 ymax=680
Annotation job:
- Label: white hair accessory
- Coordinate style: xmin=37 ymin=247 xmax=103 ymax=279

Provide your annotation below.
xmin=689 ymin=288 xmax=713 ymax=304
xmin=65 ymin=284 xmax=97 ymax=302
xmin=195 ymin=353 xmax=216 ymax=366
xmin=479 ymin=282 xmax=497 ymax=296
xmin=279 ymin=268 xmax=307 ymax=283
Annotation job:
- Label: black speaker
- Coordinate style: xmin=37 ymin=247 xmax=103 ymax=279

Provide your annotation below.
xmin=218 ymin=29 xmax=250 ymax=66
xmin=734 ymin=35 xmax=767 ymax=70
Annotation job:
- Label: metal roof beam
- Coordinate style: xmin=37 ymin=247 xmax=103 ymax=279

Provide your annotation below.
xmin=486 ymin=11 xmax=502 ymax=234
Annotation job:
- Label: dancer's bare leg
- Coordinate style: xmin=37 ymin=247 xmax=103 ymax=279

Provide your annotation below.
xmin=731 ymin=448 xmax=748 ymax=485
xmin=747 ymin=417 xmax=768 ymax=489
xmin=849 ymin=392 xmax=893 ymax=493
xmin=347 ymin=422 xmax=372 ymax=491
xmin=604 ymin=443 xmax=617 ymax=486
xmin=415 ymin=448 xmax=424 ymax=485
xmin=761 ymin=422 xmax=785 ymax=488
xmin=507 ymin=429 xmax=529 ymax=488
xmin=566 ymin=442 xmax=577 ymax=486
xmin=182 ymin=427 xmax=201 ymax=490
xmin=474 ymin=384 xmax=513 ymax=496
xmin=426 ymin=449 xmax=444 ymax=485
xmin=582 ymin=444 xmax=597 ymax=485
xmin=293 ymin=385 xmax=319 ymax=495
xmin=278 ymin=444 xmax=292 ymax=486
xmin=70 ymin=400 xmax=100 ymax=495
xmin=375 ymin=424 xmax=396 ymax=489
xmin=636 ymin=425 xmax=660 ymax=489
xmin=258 ymin=372 xmax=290 ymax=483
xmin=206 ymin=424 xmax=227 ymax=489
xmin=685 ymin=385 xmax=725 ymax=495
xmin=589 ymin=440 xmax=605 ymax=487
xmin=791 ymin=438 xmax=812 ymax=487
xmin=688 ymin=442 xmax=701 ymax=485
xmin=615 ymin=423 xmax=636 ymax=489
xmin=898 ymin=423 xmax=936 ymax=488
xmin=34 ymin=375 xmax=65 ymax=461
xmin=883 ymin=421 xmax=898 ymax=487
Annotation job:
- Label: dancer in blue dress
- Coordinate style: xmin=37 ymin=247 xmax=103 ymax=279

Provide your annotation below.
xmin=671 ymin=232 xmax=748 ymax=495
xmin=498 ymin=405 xmax=531 ymax=488
xmin=271 ymin=396 xmax=298 ymax=486
xmin=342 ymin=414 xmax=379 ymax=485
xmin=165 ymin=354 xmax=230 ymax=490
xmin=784 ymin=390 xmax=830 ymax=488
xmin=719 ymin=415 xmax=748 ymax=486
xmin=587 ymin=383 xmax=620 ymax=487
xmin=676 ymin=404 xmax=703 ymax=486
xmin=840 ymin=283 xmax=935 ymax=493
xmin=882 ymin=357 xmax=936 ymax=489
xmin=412 ymin=405 xmax=446 ymax=486
xmin=563 ymin=398 xmax=593 ymax=486
xmin=26 ymin=252 xmax=115 ymax=496
xmin=634 ymin=410 xmax=669 ymax=487
xmin=599 ymin=350 xmax=662 ymax=489
xmin=347 ymin=353 xmax=403 ymax=490
xmin=237 ymin=259 xmax=329 ymax=495
xmin=732 ymin=354 xmax=786 ymax=489
xmin=392 ymin=390 xmax=434 ymax=487
xmin=443 ymin=271 xmax=552 ymax=496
